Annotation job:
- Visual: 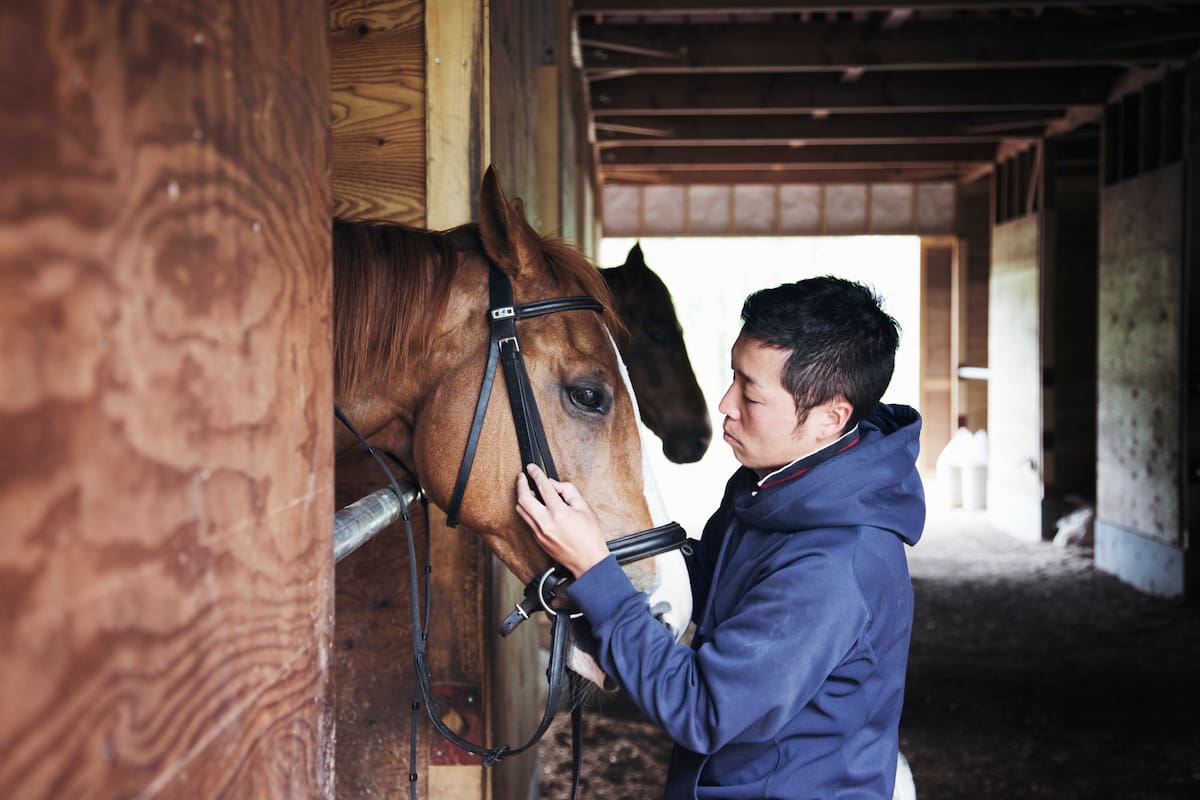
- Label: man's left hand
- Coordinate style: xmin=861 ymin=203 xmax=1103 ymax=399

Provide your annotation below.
xmin=514 ymin=464 xmax=610 ymax=578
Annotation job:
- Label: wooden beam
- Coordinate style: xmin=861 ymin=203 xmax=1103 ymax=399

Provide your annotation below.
xmin=599 ymin=142 xmax=998 ymax=166
xmin=576 ymin=1 xmax=1155 ymax=14
xmin=601 ymin=165 xmax=977 ymax=184
xmin=590 ymin=69 xmax=1120 ymax=115
xmin=579 ymin=15 xmax=1200 ymax=74
xmin=594 ymin=111 xmax=1055 ymax=145
xmin=427 ymin=0 xmax=488 ymax=227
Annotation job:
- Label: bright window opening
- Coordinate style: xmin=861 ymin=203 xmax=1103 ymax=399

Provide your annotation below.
xmin=600 ymin=236 xmax=923 ymax=539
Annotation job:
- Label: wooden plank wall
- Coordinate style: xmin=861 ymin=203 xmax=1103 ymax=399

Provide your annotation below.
xmin=330 ymin=0 xmax=425 ymax=224
xmin=919 ymin=240 xmax=956 ymax=474
xmin=0 ymin=2 xmax=333 ymax=798
xmin=330 ymin=2 xmax=547 ymax=798
xmin=954 ymin=175 xmax=992 ymax=432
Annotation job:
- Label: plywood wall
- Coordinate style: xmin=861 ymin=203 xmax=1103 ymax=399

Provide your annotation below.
xmin=602 ymin=182 xmax=957 ymax=237
xmin=0 ymin=2 xmax=333 ymax=797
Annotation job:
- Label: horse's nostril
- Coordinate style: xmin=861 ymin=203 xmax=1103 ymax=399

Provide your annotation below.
xmin=650 ymin=600 xmax=671 ymax=626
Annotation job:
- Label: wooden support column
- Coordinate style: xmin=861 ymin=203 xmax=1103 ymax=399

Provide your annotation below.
xmin=919 ymin=238 xmax=958 ymax=475
xmin=426 ymin=2 xmax=490 ymax=798
xmin=0 ymin=2 xmax=333 ymax=797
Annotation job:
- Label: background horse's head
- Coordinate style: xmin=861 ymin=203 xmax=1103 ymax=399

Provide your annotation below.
xmin=602 ymin=244 xmax=712 ymax=463
xmin=332 ymin=167 xmax=689 ymax=686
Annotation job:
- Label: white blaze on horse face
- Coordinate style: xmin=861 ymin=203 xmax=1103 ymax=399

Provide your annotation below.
xmin=611 ymin=332 xmax=693 ymax=641
xmin=566 ymin=331 xmax=694 ymax=690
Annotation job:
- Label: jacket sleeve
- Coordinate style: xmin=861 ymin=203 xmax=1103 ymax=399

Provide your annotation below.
xmin=568 ymin=545 xmax=871 ymax=755
xmin=683 ymin=474 xmax=740 ymax=624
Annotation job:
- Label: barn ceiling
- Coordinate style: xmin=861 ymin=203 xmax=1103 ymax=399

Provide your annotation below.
xmin=572 ymin=1 xmax=1200 ymax=186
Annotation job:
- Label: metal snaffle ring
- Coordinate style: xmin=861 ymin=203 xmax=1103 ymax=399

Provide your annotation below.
xmin=537 ymin=567 xmax=584 ymax=619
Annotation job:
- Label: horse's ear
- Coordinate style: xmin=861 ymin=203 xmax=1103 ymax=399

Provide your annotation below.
xmin=479 ymin=165 xmax=542 ymax=279
xmin=625 ymin=242 xmax=648 ymax=271
xmin=511 ymin=196 xmax=527 ymax=218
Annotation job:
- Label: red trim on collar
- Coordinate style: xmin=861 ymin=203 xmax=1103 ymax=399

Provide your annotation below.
xmin=758 ymin=435 xmax=860 ymax=490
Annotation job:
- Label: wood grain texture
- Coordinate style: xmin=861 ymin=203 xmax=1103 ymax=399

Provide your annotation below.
xmin=0 ymin=2 xmax=333 ymax=798
xmin=331 ymin=5 xmax=425 ymax=224
xmin=921 ymin=243 xmax=955 ymax=473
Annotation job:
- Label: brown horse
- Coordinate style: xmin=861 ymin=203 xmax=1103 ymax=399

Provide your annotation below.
xmin=332 ymin=166 xmax=689 ymax=671
xmin=602 ymin=243 xmax=711 ymax=464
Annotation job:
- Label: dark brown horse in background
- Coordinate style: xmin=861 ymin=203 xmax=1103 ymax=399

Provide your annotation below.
xmin=602 ymin=243 xmax=711 ymax=464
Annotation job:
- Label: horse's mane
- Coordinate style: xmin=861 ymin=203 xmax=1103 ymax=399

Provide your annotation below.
xmin=332 ymin=218 xmax=620 ymax=400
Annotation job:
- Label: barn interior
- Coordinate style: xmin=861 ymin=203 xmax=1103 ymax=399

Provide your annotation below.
xmin=2 ymin=1 xmax=1199 ymax=799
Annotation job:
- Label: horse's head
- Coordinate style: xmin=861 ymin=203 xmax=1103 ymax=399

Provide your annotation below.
xmin=332 ymin=166 xmax=690 ymax=688
xmin=602 ymin=244 xmax=712 ymax=464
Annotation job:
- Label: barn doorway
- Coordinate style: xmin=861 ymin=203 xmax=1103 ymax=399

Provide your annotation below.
xmin=599 ymin=235 xmax=922 ymax=539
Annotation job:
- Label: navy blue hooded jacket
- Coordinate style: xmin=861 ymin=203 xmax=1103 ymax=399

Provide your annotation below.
xmin=568 ymin=403 xmax=925 ymax=799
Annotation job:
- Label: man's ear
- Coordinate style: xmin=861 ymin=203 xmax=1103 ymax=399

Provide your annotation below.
xmin=818 ymin=397 xmax=854 ymax=440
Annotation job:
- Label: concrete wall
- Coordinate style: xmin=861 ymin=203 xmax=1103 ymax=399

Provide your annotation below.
xmin=1096 ymin=164 xmax=1186 ymax=596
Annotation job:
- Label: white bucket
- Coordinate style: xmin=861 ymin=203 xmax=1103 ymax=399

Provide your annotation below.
xmin=961 ymin=464 xmax=987 ymax=510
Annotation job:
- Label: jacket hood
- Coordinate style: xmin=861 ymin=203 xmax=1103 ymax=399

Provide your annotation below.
xmin=732 ymin=403 xmax=925 ymax=545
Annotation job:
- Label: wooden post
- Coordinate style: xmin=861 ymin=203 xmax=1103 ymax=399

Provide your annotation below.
xmin=0 ymin=2 xmax=333 ymax=797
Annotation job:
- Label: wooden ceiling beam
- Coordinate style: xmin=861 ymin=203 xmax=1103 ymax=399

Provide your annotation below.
xmin=598 ymin=142 xmax=999 ymax=165
xmin=578 ymin=16 xmax=1200 ymax=73
xmin=593 ymin=111 xmax=1058 ymax=144
xmin=600 ymin=166 xmax=975 ymax=184
xmin=590 ymin=69 xmax=1119 ymax=115
xmin=576 ymin=1 xmax=1147 ymax=14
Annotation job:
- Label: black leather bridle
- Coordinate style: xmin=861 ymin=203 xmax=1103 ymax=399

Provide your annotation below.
xmin=336 ymin=262 xmax=687 ymax=799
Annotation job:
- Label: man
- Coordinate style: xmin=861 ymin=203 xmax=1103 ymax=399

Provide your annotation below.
xmin=516 ymin=276 xmax=925 ymax=799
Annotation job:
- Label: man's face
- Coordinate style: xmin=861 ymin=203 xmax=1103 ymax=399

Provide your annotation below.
xmin=718 ymin=333 xmax=826 ymax=477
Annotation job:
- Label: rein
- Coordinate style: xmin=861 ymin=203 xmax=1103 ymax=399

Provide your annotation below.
xmin=336 ymin=262 xmax=686 ymax=799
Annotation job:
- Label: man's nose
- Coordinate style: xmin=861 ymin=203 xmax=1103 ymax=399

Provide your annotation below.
xmin=717 ymin=385 xmax=736 ymax=417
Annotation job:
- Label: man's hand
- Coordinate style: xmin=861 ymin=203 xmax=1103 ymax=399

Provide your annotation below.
xmin=514 ymin=464 xmax=610 ymax=578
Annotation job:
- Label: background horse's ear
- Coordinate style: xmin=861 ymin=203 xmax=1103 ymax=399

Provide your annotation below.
xmin=510 ymin=196 xmax=527 ymax=218
xmin=625 ymin=242 xmax=647 ymax=271
xmin=479 ymin=165 xmax=543 ymax=280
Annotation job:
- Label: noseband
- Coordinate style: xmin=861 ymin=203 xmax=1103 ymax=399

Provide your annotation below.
xmin=336 ymin=261 xmax=687 ymax=797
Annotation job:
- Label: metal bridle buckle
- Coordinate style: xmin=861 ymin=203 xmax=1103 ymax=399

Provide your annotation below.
xmin=537 ymin=567 xmax=583 ymax=619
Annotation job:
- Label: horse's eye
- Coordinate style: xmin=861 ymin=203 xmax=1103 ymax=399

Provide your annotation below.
xmin=567 ymin=385 xmax=608 ymax=414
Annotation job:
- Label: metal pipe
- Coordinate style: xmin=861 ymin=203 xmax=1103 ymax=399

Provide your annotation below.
xmin=334 ymin=483 xmax=421 ymax=563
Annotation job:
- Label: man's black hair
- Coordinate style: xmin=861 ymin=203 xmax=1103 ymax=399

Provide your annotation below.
xmin=740 ymin=276 xmax=900 ymax=427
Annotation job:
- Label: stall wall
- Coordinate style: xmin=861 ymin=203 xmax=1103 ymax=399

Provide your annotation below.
xmin=0 ymin=2 xmax=333 ymax=797
xmin=954 ymin=175 xmax=992 ymax=433
xmin=988 ymin=217 xmax=1044 ymax=540
xmin=330 ymin=2 xmax=551 ymax=798
xmin=1041 ymin=138 xmax=1100 ymax=519
xmin=1096 ymin=165 xmax=1186 ymax=596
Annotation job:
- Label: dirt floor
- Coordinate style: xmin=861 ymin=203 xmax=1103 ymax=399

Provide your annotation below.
xmin=538 ymin=506 xmax=1200 ymax=799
